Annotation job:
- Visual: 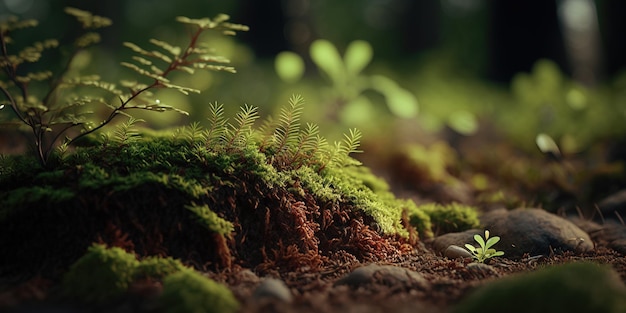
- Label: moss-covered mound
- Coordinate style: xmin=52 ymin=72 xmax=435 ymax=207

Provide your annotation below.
xmin=0 ymin=99 xmax=436 ymax=279
xmin=62 ymin=244 xmax=239 ymax=312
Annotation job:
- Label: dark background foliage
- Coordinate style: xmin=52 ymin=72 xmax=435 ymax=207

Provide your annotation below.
xmin=3 ymin=0 xmax=624 ymax=84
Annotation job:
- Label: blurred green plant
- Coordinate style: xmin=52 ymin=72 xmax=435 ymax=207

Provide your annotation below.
xmin=501 ymin=59 xmax=626 ymax=154
xmin=0 ymin=7 xmax=247 ymax=167
xmin=275 ymin=39 xmax=418 ymax=126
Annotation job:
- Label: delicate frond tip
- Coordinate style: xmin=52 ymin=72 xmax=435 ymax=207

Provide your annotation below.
xmin=75 ymin=32 xmax=101 ymax=48
xmin=64 ymin=7 xmax=112 ymax=29
xmin=223 ymin=104 xmax=260 ymax=149
xmin=149 ymin=39 xmax=181 ymax=57
xmin=112 ymin=116 xmax=144 ymax=145
xmin=342 ymin=128 xmax=363 ymax=155
xmin=0 ymin=17 xmax=38 ymax=31
xmin=274 ymin=94 xmax=305 ymax=154
xmin=205 ymin=101 xmax=227 ymax=146
xmin=175 ymin=15 xmax=249 ymax=33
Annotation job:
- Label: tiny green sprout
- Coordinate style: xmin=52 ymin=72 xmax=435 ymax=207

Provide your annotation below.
xmin=464 ymin=230 xmax=505 ymax=263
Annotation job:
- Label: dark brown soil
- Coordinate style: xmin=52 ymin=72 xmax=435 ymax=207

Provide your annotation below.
xmin=2 ymin=242 xmax=624 ymax=313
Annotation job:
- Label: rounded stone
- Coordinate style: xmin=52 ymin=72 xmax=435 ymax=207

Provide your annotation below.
xmin=480 ymin=208 xmax=594 ymax=258
xmin=334 ymin=264 xmax=429 ymax=289
xmin=444 ymin=245 xmax=473 ymax=259
xmin=252 ymin=278 xmax=293 ymax=303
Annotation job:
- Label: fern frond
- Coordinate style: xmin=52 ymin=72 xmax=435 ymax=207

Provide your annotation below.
xmin=320 ymin=128 xmax=363 ymax=169
xmin=204 ymin=101 xmax=227 ymax=147
xmin=274 ymin=94 xmax=304 ymax=155
xmin=120 ymin=62 xmax=170 ymax=83
xmin=149 ymin=39 xmax=181 ymax=57
xmin=175 ymin=14 xmax=249 ymax=33
xmin=223 ymin=104 xmax=259 ymax=149
xmin=74 ymin=32 xmax=101 ymax=48
xmin=14 ymin=71 xmax=53 ymax=83
xmin=64 ymin=7 xmax=112 ymax=29
xmin=289 ymin=122 xmax=321 ymax=168
xmin=15 ymin=39 xmax=59 ymax=63
xmin=183 ymin=121 xmax=206 ymax=145
xmin=112 ymin=116 xmax=144 ymax=145
xmin=340 ymin=128 xmax=363 ymax=155
xmin=256 ymin=115 xmax=278 ymax=152
xmin=0 ymin=16 xmax=38 ymax=33
xmin=125 ymin=99 xmax=189 ymax=115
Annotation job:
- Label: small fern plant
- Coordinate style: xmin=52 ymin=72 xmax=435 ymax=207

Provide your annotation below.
xmin=464 ymin=230 xmax=505 ymax=263
xmin=184 ymin=94 xmax=362 ymax=172
xmin=0 ymin=8 xmax=248 ymax=167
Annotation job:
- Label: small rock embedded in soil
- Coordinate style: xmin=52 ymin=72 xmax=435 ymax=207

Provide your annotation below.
xmin=444 ymin=244 xmax=473 ymax=259
xmin=252 ymin=278 xmax=293 ymax=303
xmin=465 ymin=263 xmax=498 ymax=278
xmin=480 ymin=208 xmax=593 ymax=257
xmin=334 ymin=264 xmax=429 ymax=289
xmin=433 ymin=208 xmax=594 ymax=258
xmin=432 ymin=230 xmax=482 ymax=255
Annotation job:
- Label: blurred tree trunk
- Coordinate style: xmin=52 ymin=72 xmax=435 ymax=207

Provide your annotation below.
xmin=486 ymin=0 xmax=569 ymax=83
xmin=597 ymin=0 xmax=626 ymax=79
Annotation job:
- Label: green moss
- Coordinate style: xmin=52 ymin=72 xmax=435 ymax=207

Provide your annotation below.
xmin=418 ymin=202 xmax=480 ymax=235
xmin=63 ymin=244 xmax=235 ymax=309
xmin=186 ymin=204 xmax=234 ymax=236
xmin=454 ymin=262 xmax=626 ymax=313
xmin=0 ymin=186 xmax=74 ymax=221
xmin=62 ymin=244 xmax=140 ymax=303
xmin=404 ymin=201 xmax=434 ymax=239
xmin=134 ymin=256 xmax=188 ymax=280
xmin=160 ymin=269 xmax=239 ymax=313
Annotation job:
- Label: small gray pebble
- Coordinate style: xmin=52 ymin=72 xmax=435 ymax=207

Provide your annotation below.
xmin=252 ymin=278 xmax=293 ymax=303
xmin=444 ymin=245 xmax=473 ymax=259
xmin=466 ymin=262 xmax=498 ymax=277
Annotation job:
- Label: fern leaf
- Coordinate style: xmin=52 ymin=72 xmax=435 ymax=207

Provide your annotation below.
xmin=120 ymin=62 xmax=170 ymax=83
xmin=274 ymin=94 xmax=304 ymax=155
xmin=192 ymin=63 xmax=236 ymax=74
xmin=1 ymin=16 xmax=38 ymax=32
xmin=160 ymin=82 xmax=200 ymax=95
xmin=149 ymin=39 xmax=181 ymax=57
xmin=256 ymin=115 xmax=278 ymax=152
xmin=223 ymin=104 xmax=259 ymax=149
xmin=322 ymin=128 xmax=363 ymax=169
xmin=132 ymin=56 xmax=153 ymax=66
xmin=75 ymin=32 xmax=101 ymax=48
xmin=205 ymin=101 xmax=227 ymax=147
xmin=288 ymin=122 xmax=321 ymax=168
xmin=183 ymin=121 xmax=206 ymax=145
xmin=112 ymin=116 xmax=144 ymax=145
xmin=64 ymin=7 xmax=112 ymax=29
xmin=341 ymin=128 xmax=363 ymax=155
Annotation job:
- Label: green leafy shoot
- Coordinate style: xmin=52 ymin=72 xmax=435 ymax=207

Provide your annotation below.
xmin=205 ymin=102 xmax=227 ymax=147
xmin=111 ymin=116 xmax=144 ymax=145
xmin=274 ymin=94 xmax=304 ymax=157
xmin=222 ymin=104 xmax=259 ymax=150
xmin=464 ymin=230 xmax=505 ymax=263
xmin=183 ymin=121 xmax=206 ymax=145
